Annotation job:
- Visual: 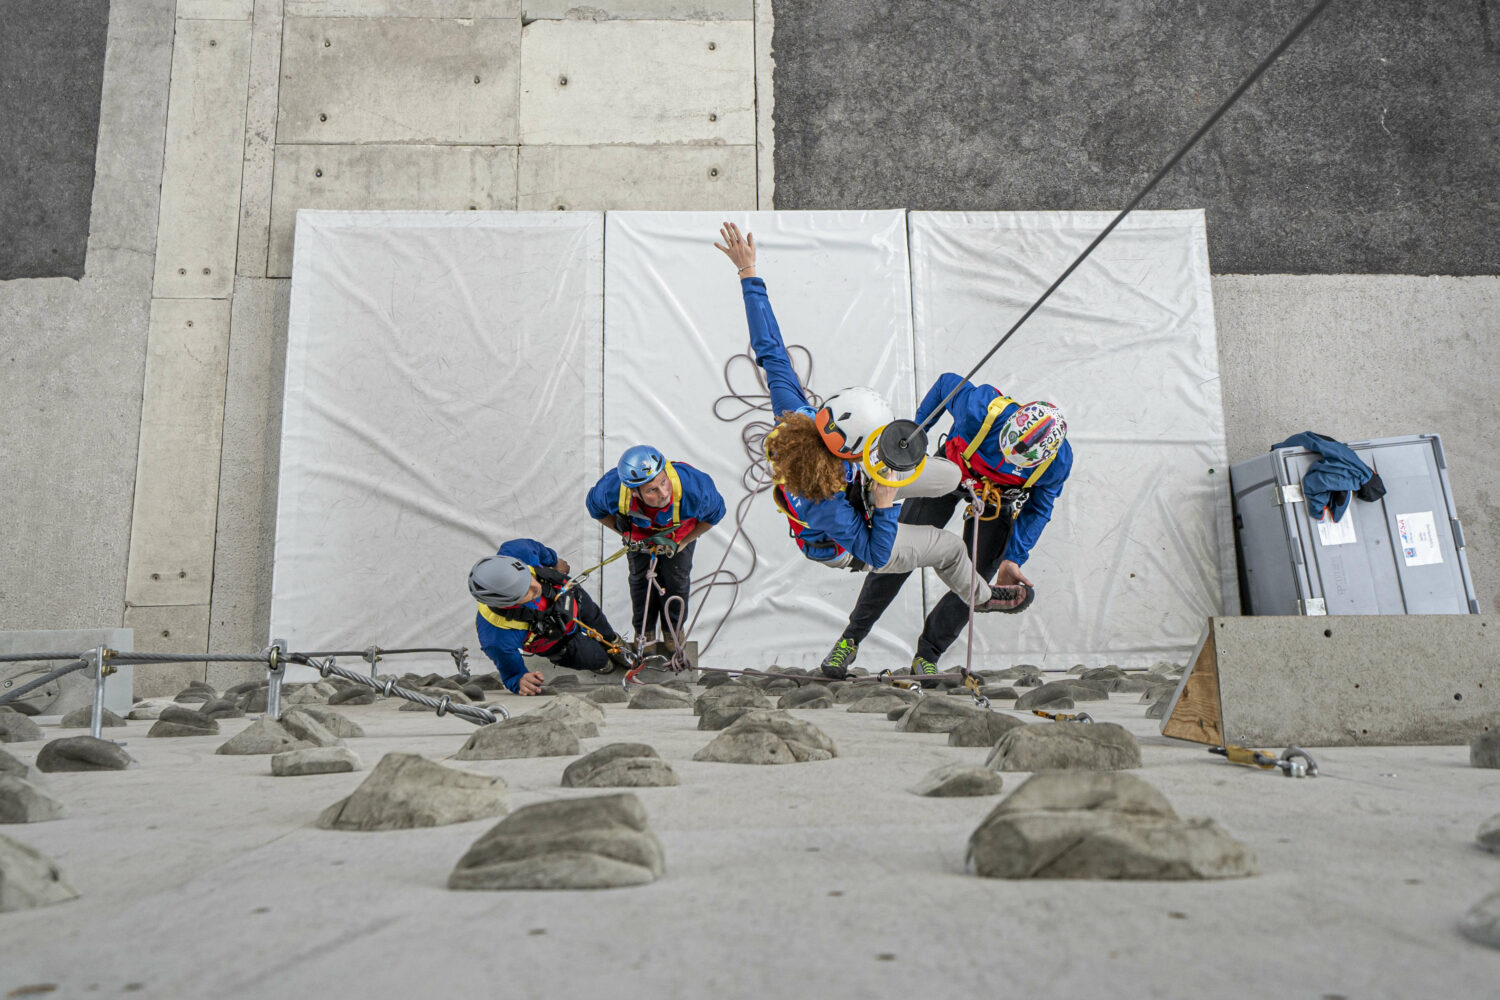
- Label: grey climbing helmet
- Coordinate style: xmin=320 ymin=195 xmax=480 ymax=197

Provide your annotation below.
xmin=468 ymin=555 xmax=534 ymax=607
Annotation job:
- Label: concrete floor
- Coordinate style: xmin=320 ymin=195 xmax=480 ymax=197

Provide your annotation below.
xmin=4 ymin=684 xmax=1499 ymax=998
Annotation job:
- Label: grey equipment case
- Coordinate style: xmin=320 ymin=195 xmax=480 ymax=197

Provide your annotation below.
xmin=1229 ymin=434 xmax=1478 ymax=616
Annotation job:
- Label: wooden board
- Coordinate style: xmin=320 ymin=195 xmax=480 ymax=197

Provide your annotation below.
xmin=1160 ymin=622 xmax=1225 ymax=746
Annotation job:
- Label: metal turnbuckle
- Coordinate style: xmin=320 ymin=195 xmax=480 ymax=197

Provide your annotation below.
xmin=1209 ymin=744 xmax=1319 ymax=778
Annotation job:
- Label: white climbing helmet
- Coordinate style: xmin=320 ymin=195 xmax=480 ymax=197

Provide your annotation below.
xmin=813 ymin=386 xmax=894 ymax=461
xmin=996 ymin=401 xmax=1067 ymax=469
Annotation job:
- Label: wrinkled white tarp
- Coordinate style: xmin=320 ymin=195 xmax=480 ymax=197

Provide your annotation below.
xmin=272 ymin=209 xmax=1232 ymax=676
xmin=273 ymin=212 xmax=604 ymax=677
xmin=910 ymin=211 xmax=1236 ymax=669
xmin=601 ymin=211 xmax=926 ymax=667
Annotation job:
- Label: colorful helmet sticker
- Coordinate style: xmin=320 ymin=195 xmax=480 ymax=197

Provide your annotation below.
xmin=997 ymin=401 xmax=1067 ymax=469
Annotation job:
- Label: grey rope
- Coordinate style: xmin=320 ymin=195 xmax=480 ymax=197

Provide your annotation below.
xmin=0 ymin=659 xmax=90 ymax=707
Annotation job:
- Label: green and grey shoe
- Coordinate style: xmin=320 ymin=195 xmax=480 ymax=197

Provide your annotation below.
xmin=820 ymin=638 xmax=859 ymax=679
xmin=911 ymin=655 xmax=940 ymax=689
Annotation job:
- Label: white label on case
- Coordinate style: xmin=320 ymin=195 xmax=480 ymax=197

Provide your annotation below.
xmin=1316 ymin=511 xmax=1357 ymax=546
xmin=1396 ymin=511 xmax=1443 ymax=566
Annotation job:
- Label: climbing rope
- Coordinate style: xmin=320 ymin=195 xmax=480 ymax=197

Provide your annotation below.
xmin=899 ymin=0 xmax=1337 ymax=453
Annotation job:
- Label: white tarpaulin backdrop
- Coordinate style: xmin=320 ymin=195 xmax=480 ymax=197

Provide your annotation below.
xmin=273 ymin=209 xmax=1233 ymax=674
xmin=911 ymin=211 xmax=1236 ymax=668
xmin=273 ymin=212 xmax=603 ymax=677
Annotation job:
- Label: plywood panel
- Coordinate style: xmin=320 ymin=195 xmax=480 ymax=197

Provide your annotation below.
xmin=125 ymin=299 xmax=233 ymax=606
xmin=277 ymin=16 xmax=520 ymax=144
xmin=152 ymin=18 xmax=252 ymax=298
xmin=520 ymin=20 xmax=752 ymax=144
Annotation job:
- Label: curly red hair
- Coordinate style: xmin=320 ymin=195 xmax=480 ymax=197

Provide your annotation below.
xmin=766 ymin=412 xmax=848 ymax=502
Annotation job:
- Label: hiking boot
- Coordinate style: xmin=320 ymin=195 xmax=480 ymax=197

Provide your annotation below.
xmin=820 ymin=638 xmax=859 ymax=679
xmin=910 ymin=655 xmax=940 ymax=689
xmin=974 ymin=584 xmax=1035 ymax=614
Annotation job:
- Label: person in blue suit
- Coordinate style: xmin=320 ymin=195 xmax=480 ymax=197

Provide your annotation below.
xmin=824 ymin=375 xmax=1072 ymax=680
xmin=468 ymin=539 xmax=632 ymax=695
xmin=586 ymin=446 xmax=726 ymax=648
xmin=715 ymin=221 xmax=1030 ymax=679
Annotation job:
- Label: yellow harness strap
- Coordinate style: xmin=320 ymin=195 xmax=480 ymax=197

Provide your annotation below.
xmin=618 ymin=460 xmax=683 ymax=527
xmin=771 ymin=485 xmax=810 ymax=528
xmin=959 ymin=394 xmax=1055 ymax=488
xmin=476 ymin=566 xmax=538 ymax=630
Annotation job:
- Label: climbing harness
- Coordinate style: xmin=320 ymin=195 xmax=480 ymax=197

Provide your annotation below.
xmin=1209 ymin=744 xmax=1320 ymax=778
xmin=1032 ymin=710 xmax=1095 ymax=723
xmin=873 ymin=0 xmax=1336 ymax=472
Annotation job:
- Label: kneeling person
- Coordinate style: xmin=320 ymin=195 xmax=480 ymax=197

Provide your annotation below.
xmin=587 ymin=445 xmax=725 ymax=648
xmin=470 ymin=539 xmax=632 ymax=696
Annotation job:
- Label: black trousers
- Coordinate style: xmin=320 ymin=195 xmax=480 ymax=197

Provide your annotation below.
xmin=626 ymin=542 xmax=696 ymax=638
xmin=545 ymin=587 xmax=620 ymax=673
xmin=840 ymin=492 xmax=1015 ymax=662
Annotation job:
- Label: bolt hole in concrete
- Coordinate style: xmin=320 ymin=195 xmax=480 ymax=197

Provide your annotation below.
xmin=708 ymin=112 xmax=718 ymax=121
xmin=1168 ymin=911 xmax=1188 ymax=920
xmin=474 ymin=75 xmax=481 ymax=84
xmin=323 ymin=39 xmax=330 ymax=47
xmin=558 ymin=75 xmax=567 ymax=86
xmin=319 ymin=113 xmax=327 ymax=122
xmin=160 ymin=631 xmax=169 ymax=638
xmin=1324 ymin=629 xmax=1332 ymax=637
xmin=527 ymin=929 xmax=546 ymax=937
xmin=178 ymin=570 xmax=186 ymax=578
xmin=209 ymin=39 xmax=216 ymax=47
xmin=185 ymin=320 xmax=193 ymax=327
xmin=710 ymin=167 xmax=719 ymax=178
xmin=1455 ymin=693 xmax=1464 ymax=701
xmin=201 ymin=268 xmax=209 ymax=275
xmin=876 ymin=954 xmax=896 ymax=962
xmin=150 ymin=573 xmax=160 ymax=580
xmin=176 ymin=268 xmax=185 ymax=275
xmin=315 ymin=169 xmax=322 ymax=177
xmin=709 ymin=41 xmax=717 ymax=50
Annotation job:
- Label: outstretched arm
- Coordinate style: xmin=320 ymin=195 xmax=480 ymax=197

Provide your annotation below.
xmin=716 ymin=222 xmax=811 ymax=417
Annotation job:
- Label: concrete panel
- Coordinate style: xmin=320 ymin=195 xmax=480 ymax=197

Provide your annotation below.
xmin=753 ymin=0 xmax=772 ymax=207
xmin=0 ymin=628 xmax=134 ymax=716
xmin=235 ymin=0 xmax=286 ymax=277
xmin=207 ymin=277 xmax=291 ymax=690
xmin=266 ymin=144 xmax=519 ymax=275
xmin=517 ymin=144 xmax=754 ymax=210
xmin=286 ymin=1 xmax=519 ymax=14
xmin=520 ymin=20 xmax=753 ymax=145
xmin=176 ymin=0 xmax=255 ymax=17
xmin=152 ymin=18 xmax=253 ymax=299
xmin=1205 ymin=615 xmax=1499 ymax=747
xmin=277 ymin=17 xmax=521 ymax=144
xmin=0 ymin=1 xmax=175 ymax=634
xmin=122 ymin=605 xmax=211 ymax=697
xmin=525 ymin=1 xmax=750 ymax=17
xmin=124 ymin=299 xmax=233 ymax=607
xmin=1214 ymin=275 xmax=1500 ymax=615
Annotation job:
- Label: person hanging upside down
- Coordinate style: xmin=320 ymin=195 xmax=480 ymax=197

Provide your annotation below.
xmin=715 ymin=220 xmax=1030 ymax=658
xmin=469 ymin=539 xmax=636 ymax=695
xmin=586 ymin=445 xmax=726 ymax=650
xmin=822 ymin=376 xmax=1072 ymax=681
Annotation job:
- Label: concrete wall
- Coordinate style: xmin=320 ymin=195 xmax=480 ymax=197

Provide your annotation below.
xmin=1214 ymin=274 xmax=1500 ymax=612
xmin=0 ymin=0 xmax=776 ymax=694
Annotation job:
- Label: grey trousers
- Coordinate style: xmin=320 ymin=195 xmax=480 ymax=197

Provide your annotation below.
xmin=872 ymin=523 xmax=992 ymax=604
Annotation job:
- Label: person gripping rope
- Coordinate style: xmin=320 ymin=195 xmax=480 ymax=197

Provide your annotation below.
xmin=470 ymin=539 xmax=635 ymax=696
xmin=715 ymin=221 xmax=1030 ymax=633
xmin=822 ymin=376 xmax=1072 ymax=681
xmin=586 ymin=446 xmax=726 ymax=648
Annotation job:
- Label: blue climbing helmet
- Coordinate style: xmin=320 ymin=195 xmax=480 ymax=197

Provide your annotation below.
xmin=617 ymin=444 xmax=666 ymax=488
